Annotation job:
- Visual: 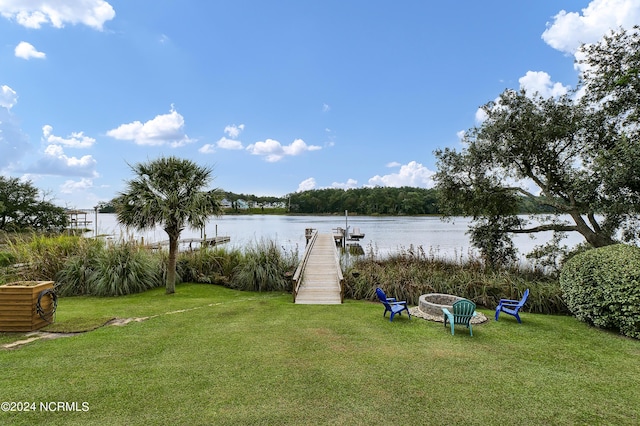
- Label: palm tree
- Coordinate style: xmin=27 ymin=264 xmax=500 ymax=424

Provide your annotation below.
xmin=114 ymin=156 xmax=223 ymax=294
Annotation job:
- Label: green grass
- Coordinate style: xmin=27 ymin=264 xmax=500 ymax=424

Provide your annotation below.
xmin=1 ymin=284 xmax=639 ymax=425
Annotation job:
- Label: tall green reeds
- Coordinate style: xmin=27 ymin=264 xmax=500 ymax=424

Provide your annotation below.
xmin=55 ymin=238 xmax=104 ymax=296
xmin=7 ymin=236 xmax=162 ymax=296
xmin=4 ymin=234 xmax=301 ymax=296
xmin=230 ymin=239 xmax=299 ymax=292
xmin=88 ymin=241 xmax=162 ymax=296
xmin=177 ymin=246 xmax=243 ymax=285
xmin=343 ymin=244 xmax=566 ymax=314
xmin=8 ymin=234 xmax=93 ymax=282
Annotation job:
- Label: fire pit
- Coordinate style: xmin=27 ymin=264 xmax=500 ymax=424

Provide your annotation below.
xmin=419 ymin=293 xmax=465 ymax=316
xmin=411 ymin=293 xmax=488 ymax=323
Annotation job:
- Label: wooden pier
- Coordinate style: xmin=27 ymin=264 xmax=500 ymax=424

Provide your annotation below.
xmin=145 ymin=236 xmax=230 ymax=250
xmin=293 ymin=231 xmax=343 ymax=304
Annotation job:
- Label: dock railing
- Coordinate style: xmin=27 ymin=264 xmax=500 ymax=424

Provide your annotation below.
xmin=292 ymin=229 xmax=318 ymax=303
xmin=335 ymin=246 xmax=344 ymax=303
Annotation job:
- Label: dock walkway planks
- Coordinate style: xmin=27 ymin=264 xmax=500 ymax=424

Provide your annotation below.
xmin=294 ymin=233 xmax=343 ymax=304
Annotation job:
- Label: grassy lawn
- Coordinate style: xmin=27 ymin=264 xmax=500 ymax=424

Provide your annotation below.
xmin=1 ymin=283 xmax=639 ymax=425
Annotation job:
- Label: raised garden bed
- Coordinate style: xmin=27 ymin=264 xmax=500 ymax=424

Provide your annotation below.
xmin=0 ymin=281 xmax=55 ymax=332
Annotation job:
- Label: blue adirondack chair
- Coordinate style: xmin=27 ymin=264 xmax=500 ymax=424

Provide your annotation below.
xmin=442 ymin=299 xmax=477 ymax=336
xmin=495 ymin=288 xmax=529 ymax=323
xmin=375 ymin=288 xmax=411 ymax=322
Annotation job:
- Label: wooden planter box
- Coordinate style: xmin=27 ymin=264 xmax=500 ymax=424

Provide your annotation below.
xmin=0 ymin=281 xmax=55 ymax=332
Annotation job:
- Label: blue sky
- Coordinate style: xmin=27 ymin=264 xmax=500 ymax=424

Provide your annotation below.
xmin=1 ymin=0 xmax=640 ymax=209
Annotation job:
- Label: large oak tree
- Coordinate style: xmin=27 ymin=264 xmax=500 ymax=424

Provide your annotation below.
xmin=434 ymin=26 xmax=640 ymax=266
xmin=0 ymin=176 xmax=67 ymax=232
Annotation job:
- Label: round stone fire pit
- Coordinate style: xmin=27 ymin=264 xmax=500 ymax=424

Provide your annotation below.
xmin=410 ymin=293 xmax=488 ymax=323
xmin=419 ymin=293 xmax=465 ymax=316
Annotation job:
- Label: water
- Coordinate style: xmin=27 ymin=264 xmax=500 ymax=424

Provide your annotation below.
xmin=89 ymin=213 xmax=585 ymax=262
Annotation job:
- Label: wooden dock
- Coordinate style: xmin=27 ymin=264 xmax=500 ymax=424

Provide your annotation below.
xmin=145 ymin=236 xmax=230 ymax=250
xmin=293 ymin=232 xmax=343 ymax=304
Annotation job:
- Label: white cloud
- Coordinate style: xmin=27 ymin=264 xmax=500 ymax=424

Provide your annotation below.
xmin=202 ymin=124 xmax=245 ymax=152
xmin=518 ymin=71 xmax=570 ymax=98
xmin=198 ymin=144 xmax=216 ymax=154
xmin=60 ymin=178 xmax=94 ymax=194
xmin=475 ymin=106 xmax=489 ymax=123
xmin=322 ymin=103 xmax=331 ymax=112
xmin=25 ymin=144 xmax=97 ymax=177
xmin=331 ymin=179 xmax=358 ymax=190
xmin=475 ymin=72 xmax=570 ymax=124
xmin=297 ymin=177 xmax=317 ymax=192
xmin=324 ymin=128 xmax=335 ymax=147
xmin=216 ymin=137 xmax=243 ymax=150
xmin=542 ymin=0 xmax=640 ymax=55
xmin=42 ymin=125 xmax=95 ymax=148
xmin=246 ymin=138 xmax=321 ymax=162
xmin=106 ymin=107 xmax=195 ymax=147
xmin=224 ymin=124 xmax=245 ymax=139
xmin=284 ymin=139 xmax=321 ymax=155
xmin=0 ymin=85 xmax=18 ymax=109
xmin=386 ymin=161 xmax=401 ymax=168
xmin=15 ymin=41 xmax=45 ymax=59
xmin=367 ymin=161 xmax=435 ymax=188
xmin=0 ymin=0 xmax=116 ymax=30
xmin=246 ymin=139 xmax=284 ymax=162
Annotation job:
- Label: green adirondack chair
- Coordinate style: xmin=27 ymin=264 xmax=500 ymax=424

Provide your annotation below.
xmin=442 ymin=299 xmax=477 ymax=336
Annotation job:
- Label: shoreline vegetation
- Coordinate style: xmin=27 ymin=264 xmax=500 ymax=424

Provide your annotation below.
xmin=1 ymin=232 xmax=563 ymax=315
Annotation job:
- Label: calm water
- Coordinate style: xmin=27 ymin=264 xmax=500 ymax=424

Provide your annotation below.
xmin=91 ymin=213 xmax=584 ymax=262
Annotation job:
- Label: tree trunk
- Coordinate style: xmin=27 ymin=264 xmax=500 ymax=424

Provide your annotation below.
xmin=584 ymin=231 xmax=617 ymax=248
xmin=166 ymin=234 xmax=178 ymax=294
xmin=569 ymin=212 xmax=616 ymax=248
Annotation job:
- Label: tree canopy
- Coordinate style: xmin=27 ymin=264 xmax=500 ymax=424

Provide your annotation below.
xmin=113 ymin=156 xmax=223 ymax=294
xmin=222 ymin=186 xmax=548 ymax=216
xmin=0 ymin=176 xmax=67 ymax=232
xmin=434 ymin=26 xmax=640 ymax=266
xmin=287 ymin=187 xmax=439 ymax=215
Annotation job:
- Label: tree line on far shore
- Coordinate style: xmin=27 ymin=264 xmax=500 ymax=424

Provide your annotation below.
xmin=285 ymin=187 xmax=551 ymax=215
xmin=97 ymin=186 xmax=549 ymax=216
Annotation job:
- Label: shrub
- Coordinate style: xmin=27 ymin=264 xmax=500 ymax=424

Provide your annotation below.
xmin=55 ymin=238 xmax=105 ymax=296
xmin=177 ymin=246 xmax=241 ymax=285
xmin=211 ymin=246 xmax=245 ymax=279
xmin=231 ymin=239 xmax=298 ymax=292
xmin=88 ymin=241 xmax=163 ymax=296
xmin=560 ymin=244 xmax=640 ymax=339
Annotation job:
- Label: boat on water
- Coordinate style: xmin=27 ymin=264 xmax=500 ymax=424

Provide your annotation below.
xmin=333 ymin=226 xmax=365 ymax=245
xmin=348 ymin=227 xmax=365 ymax=241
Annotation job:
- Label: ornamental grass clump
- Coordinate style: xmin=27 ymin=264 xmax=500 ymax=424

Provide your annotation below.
xmin=177 ymin=246 xmax=242 ymax=285
xmin=560 ymin=244 xmax=640 ymax=339
xmin=231 ymin=238 xmax=298 ymax=292
xmin=88 ymin=241 xmax=163 ymax=296
xmin=55 ymin=238 xmax=105 ymax=296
